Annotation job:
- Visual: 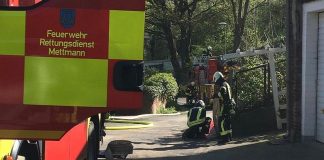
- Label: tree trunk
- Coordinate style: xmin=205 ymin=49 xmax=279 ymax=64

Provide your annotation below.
xmin=162 ymin=22 xmax=182 ymax=82
xmin=178 ymin=24 xmax=193 ymax=83
xmin=233 ymin=24 xmax=242 ymax=51
xmin=231 ymin=0 xmax=250 ymax=52
xmin=286 ymin=0 xmax=302 ymax=142
xmin=149 ymin=35 xmax=156 ymax=60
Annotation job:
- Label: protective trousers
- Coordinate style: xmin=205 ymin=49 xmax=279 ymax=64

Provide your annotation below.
xmin=218 ymin=114 xmax=232 ymax=141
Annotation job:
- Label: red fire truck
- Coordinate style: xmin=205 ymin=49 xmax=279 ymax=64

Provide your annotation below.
xmin=0 ymin=0 xmax=145 ymax=159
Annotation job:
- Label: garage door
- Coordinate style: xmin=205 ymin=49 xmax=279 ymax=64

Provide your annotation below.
xmin=317 ymin=12 xmax=324 ymax=143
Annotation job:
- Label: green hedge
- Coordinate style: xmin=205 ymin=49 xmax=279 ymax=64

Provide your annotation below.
xmin=144 ymin=73 xmax=179 ymax=102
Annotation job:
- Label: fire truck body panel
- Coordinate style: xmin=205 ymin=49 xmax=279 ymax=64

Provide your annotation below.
xmin=0 ymin=0 xmax=145 ymax=159
xmin=45 ymin=121 xmax=88 ymax=160
xmin=0 ymin=0 xmax=145 ymax=140
xmin=0 ymin=140 xmax=14 ymax=159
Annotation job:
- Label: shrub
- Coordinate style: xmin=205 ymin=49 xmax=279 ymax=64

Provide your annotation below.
xmin=144 ymin=73 xmax=179 ymax=102
xmin=156 ymin=106 xmax=177 ymax=114
xmin=235 ymin=53 xmax=286 ymax=111
xmin=144 ymin=67 xmax=159 ymax=79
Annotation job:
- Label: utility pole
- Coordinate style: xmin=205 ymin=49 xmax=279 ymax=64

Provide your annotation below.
xmin=286 ymin=0 xmax=303 ymax=142
xmin=219 ymin=22 xmax=227 ymax=54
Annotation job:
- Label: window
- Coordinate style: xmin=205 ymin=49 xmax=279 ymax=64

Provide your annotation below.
xmin=113 ymin=61 xmax=143 ymax=92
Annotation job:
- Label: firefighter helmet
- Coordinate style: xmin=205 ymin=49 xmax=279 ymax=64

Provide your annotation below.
xmin=207 ymin=46 xmax=212 ymax=51
xmin=196 ymin=100 xmax=205 ymax=108
xmin=213 ymin=71 xmax=224 ymax=83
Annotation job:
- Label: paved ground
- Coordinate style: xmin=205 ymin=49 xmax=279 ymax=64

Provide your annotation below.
xmin=99 ymin=111 xmax=324 ymax=160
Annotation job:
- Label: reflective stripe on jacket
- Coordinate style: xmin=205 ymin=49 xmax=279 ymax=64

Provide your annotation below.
xmin=187 ymin=107 xmax=206 ymax=127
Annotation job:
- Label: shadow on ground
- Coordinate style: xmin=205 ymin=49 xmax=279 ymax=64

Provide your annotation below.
xmin=131 ymin=129 xmax=285 ymax=152
xmin=132 ymin=132 xmax=212 ymax=151
xmin=132 ymin=140 xmax=324 ymax=160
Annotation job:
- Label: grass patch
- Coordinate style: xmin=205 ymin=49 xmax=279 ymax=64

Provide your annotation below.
xmin=156 ymin=106 xmax=178 ymax=114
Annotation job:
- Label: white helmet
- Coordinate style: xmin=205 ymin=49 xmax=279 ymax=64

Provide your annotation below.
xmin=213 ymin=71 xmax=224 ymax=83
xmin=207 ymin=46 xmax=212 ymax=51
xmin=196 ymin=100 xmax=205 ymax=108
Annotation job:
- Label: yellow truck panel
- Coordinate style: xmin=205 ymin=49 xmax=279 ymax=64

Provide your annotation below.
xmin=0 ymin=140 xmax=14 ymax=159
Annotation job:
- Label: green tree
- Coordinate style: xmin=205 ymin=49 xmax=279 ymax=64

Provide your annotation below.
xmin=146 ymin=0 xmax=218 ymax=83
xmin=243 ymin=0 xmax=286 ymax=49
xmin=145 ymin=0 xmax=287 ymax=113
xmin=224 ymin=0 xmax=271 ymax=51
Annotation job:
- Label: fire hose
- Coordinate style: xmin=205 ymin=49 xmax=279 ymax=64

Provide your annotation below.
xmin=105 ymin=119 xmax=153 ymax=130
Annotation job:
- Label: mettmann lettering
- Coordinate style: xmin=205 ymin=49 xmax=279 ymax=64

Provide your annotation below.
xmin=49 ymin=48 xmax=86 ymax=57
xmin=40 ymin=30 xmax=95 ymax=57
xmin=40 ymin=39 xmax=95 ymax=49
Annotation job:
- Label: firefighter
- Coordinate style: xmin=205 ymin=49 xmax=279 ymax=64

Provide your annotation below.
xmin=183 ymin=100 xmax=212 ymax=139
xmin=206 ymin=46 xmax=213 ymax=57
xmin=213 ymin=71 xmax=235 ymax=144
xmin=186 ymin=82 xmax=198 ymax=105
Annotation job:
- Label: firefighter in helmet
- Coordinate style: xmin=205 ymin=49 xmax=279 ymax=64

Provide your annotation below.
xmin=213 ymin=71 xmax=235 ymax=144
xmin=184 ymin=100 xmax=212 ymax=139
xmin=186 ymin=81 xmax=198 ymax=105
xmin=207 ymin=46 xmax=213 ymax=57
